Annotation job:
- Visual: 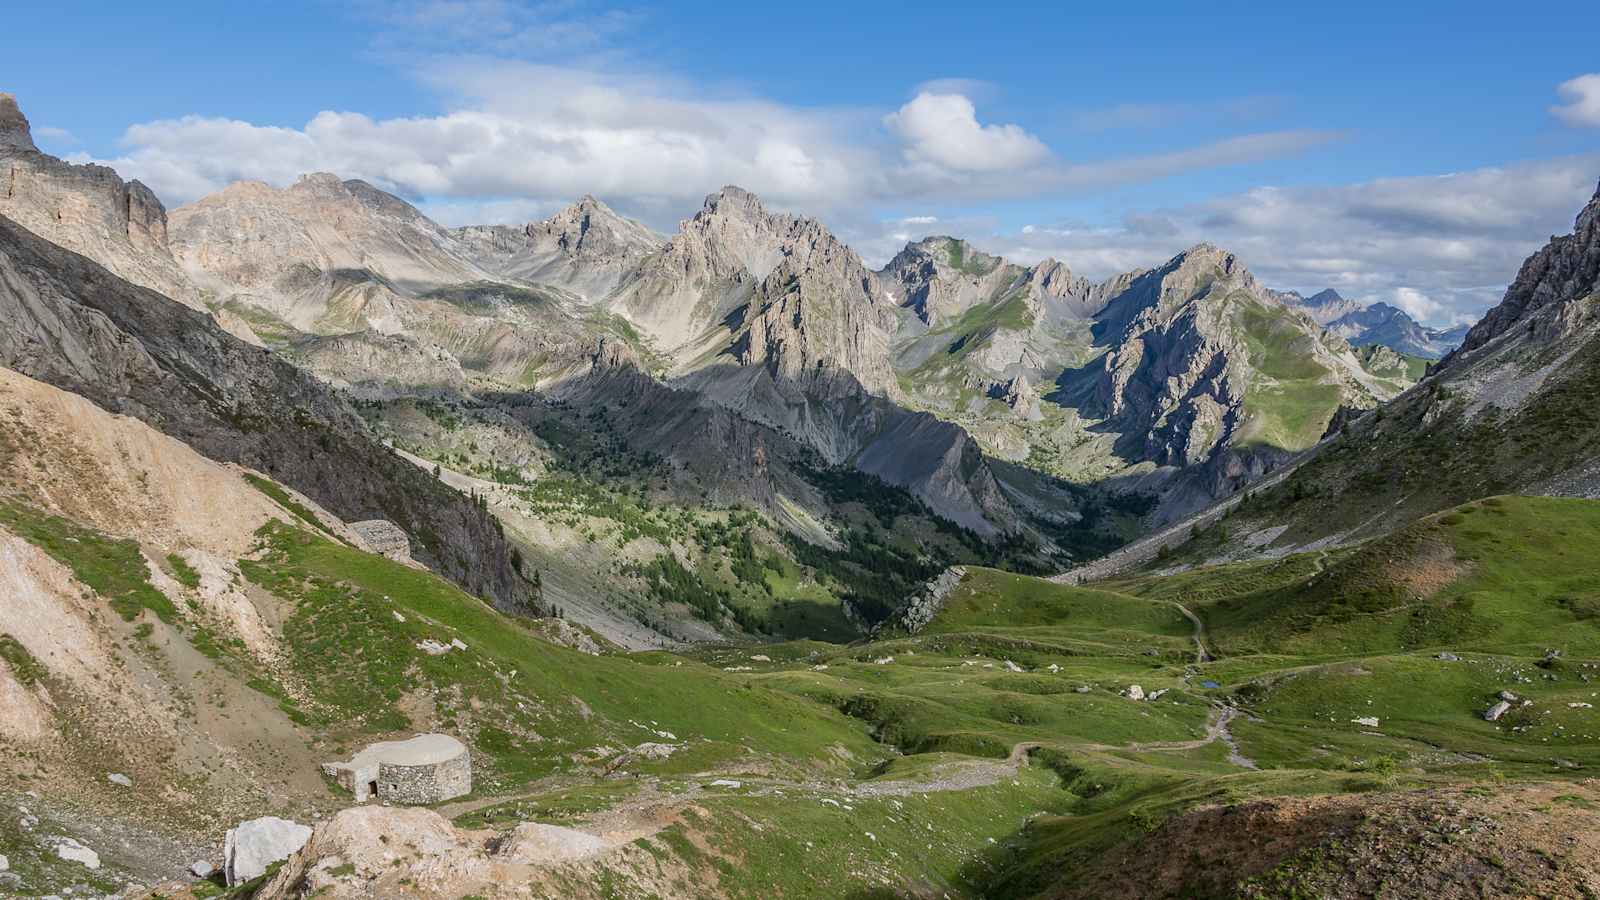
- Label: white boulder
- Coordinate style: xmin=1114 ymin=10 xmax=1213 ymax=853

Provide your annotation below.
xmin=107 ymin=773 xmax=133 ymax=787
xmin=53 ymin=837 xmax=100 ymax=869
xmin=1484 ymin=701 xmax=1513 ymax=722
xmin=225 ymin=816 xmax=312 ymax=886
xmin=1124 ymin=685 xmax=1145 ymax=701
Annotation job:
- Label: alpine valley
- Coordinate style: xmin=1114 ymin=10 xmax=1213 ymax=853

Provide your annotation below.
xmin=6 ymin=80 xmax=1600 ymax=900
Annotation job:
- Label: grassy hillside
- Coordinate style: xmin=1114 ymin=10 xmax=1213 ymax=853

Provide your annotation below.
xmin=8 ymin=483 xmax=1600 ymax=897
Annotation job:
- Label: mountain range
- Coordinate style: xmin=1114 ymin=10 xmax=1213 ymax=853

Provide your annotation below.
xmin=6 ymin=84 xmax=1600 ymax=899
xmin=1281 ymin=287 xmax=1471 ymax=359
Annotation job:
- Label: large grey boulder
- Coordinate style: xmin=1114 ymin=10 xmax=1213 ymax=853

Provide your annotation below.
xmin=224 ymin=816 xmax=312 ymax=886
xmin=1484 ymin=701 xmax=1513 ymax=722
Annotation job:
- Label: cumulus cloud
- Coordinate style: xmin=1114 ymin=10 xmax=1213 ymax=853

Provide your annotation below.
xmin=86 ymin=65 xmax=1335 ymax=235
xmin=957 ymin=154 xmax=1600 ymax=327
xmin=1389 ymin=287 xmax=1446 ymax=322
xmin=884 ymin=92 xmax=1050 ymax=173
xmin=1552 ymin=74 xmax=1600 ymax=127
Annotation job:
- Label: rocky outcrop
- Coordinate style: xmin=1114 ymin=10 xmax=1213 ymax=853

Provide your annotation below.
xmin=348 ymin=520 xmax=413 ymax=561
xmin=874 ymin=566 xmax=967 ymax=635
xmin=0 ymin=212 xmax=532 ymax=609
xmin=1443 ymin=180 xmax=1600 ymax=367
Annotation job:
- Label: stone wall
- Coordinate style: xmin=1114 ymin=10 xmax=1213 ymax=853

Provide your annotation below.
xmin=379 ymin=752 xmax=471 ymax=804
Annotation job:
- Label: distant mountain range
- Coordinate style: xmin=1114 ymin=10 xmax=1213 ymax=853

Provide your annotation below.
xmin=1277 ymin=287 xmax=1471 ymax=359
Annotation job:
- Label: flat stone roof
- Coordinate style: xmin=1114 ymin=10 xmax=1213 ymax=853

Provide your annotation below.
xmin=328 ymin=734 xmax=467 ymax=771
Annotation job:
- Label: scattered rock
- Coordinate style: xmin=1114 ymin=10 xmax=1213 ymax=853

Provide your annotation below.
xmin=1125 ymin=685 xmax=1146 ymax=701
xmin=1500 ymin=690 xmax=1521 ymax=702
xmin=1075 ymin=685 xmax=1091 ymax=694
xmin=53 ymin=837 xmax=100 ymax=870
xmin=631 ymin=742 xmax=676 ymax=760
xmin=1003 ymin=660 xmax=1024 ymax=673
xmin=1047 ymin=664 xmax=1061 ymax=673
xmin=1149 ymin=689 xmax=1169 ymax=701
xmin=0 ymin=854 xmax=8 ymax=871
xmin=1352 ymin=717 xmax=1380 ymax=728
xmin=107 ymin=772 xmax=133 ymax=787
xmin=450 ymin=638 xmax=468 ymax=651
xmin=874 ymin=656 xmax=895 ymax=665
xmin=1570 ymin=702 xmax=1593 ymax=709
xmin=391 ymin=611 xmax=406 ymax=623
xmin=749 ymin=654 xmax=771 ymax=662
xmin=416 ymin=639 xmax=451 ymax=655
xmin=190 ymin=861 xmax=215 ymax=879
xmin=1485 ymin=701 xmax=1513 ymax=722
xmin=709 ymin=779 xmax=742 ymax=789
xmin=1437 ymin=652 xmax=1459 ymax=661
xmin=225 ymin=816 xmax=312 ymax=886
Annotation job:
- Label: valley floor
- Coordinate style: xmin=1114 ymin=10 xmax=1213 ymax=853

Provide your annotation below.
xmin=6 ymin=394 xmax=1600 ymax=899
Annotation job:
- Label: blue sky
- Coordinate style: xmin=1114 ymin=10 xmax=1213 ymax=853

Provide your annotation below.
xmin=6 ymin=1 xmax=1599 ymax=323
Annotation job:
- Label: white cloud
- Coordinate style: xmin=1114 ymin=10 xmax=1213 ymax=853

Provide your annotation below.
xmin=32 ymin=125 xmax=78 ymax=144
xmin=1552 ymin=74 xmax=1600 ymax=127
xmin=1389 ymin=287 xmax=1444 ymax=322
xmin=86 ymin=66 xmax=1333 ymax=235
xmin=884 ymin=92 xmax=1050 ymax=173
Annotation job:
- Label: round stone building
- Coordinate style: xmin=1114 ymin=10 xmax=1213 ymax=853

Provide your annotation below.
xmin=322 ymin=733 xmax=471 ymax=804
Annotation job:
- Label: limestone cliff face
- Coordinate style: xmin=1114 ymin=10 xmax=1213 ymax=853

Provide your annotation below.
xmin=453 ymin=195 xmax=661 ymax=300
xmin=1443 ymin=181 xmax=1600 ymax=366
xmin=616 ymin=187 xmax=901 ymax=397
xmin=0 ymin=93 xmax=197 ymax=308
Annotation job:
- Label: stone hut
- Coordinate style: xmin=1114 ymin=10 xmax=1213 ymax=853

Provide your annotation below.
xmin=322 ymin=734 xmax=470 ymax=804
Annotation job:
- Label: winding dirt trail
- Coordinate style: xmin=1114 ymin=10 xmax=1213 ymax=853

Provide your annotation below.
xmin=1165 ymin=600 xmax=1211 ymax=663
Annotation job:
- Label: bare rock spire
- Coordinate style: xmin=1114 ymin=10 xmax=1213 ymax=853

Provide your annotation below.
xmin=0 ymin=92 xmax=39 ymax=152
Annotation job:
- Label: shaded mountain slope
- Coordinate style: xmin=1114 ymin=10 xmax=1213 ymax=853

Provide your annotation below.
xmin=0 ymin=212 xmax=531 ymax=608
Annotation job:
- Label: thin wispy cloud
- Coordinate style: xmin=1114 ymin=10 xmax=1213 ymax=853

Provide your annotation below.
xmin=1069 ymin=95 xmax=1288 ymax=132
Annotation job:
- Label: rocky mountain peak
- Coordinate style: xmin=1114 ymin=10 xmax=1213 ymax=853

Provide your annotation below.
xmin=1445 ymin=177 xmax=1600 ymax=364
xmin=0 ymin=92 xmax=37 ymax=152
xmin=532 ymin=193 xmax=659 ymax=260
xmin=1579 ymin=178 xmax=1600 ymax=232
xmin=701 ymin=184 xmax=767 ymax=220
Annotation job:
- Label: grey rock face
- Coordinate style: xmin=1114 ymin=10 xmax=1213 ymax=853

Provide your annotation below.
xmin=224 ymin=816 xmax=312 ymax=886
xmin=0 ymin=96 xmax=198 ymax=308
xmin=0 ymin=93 xmax=35 ymax=151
